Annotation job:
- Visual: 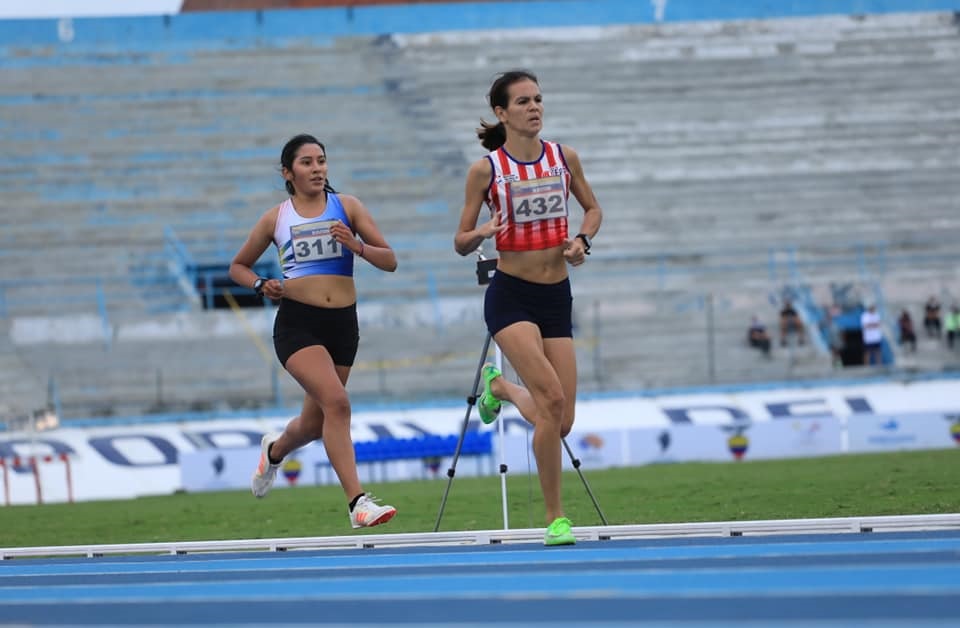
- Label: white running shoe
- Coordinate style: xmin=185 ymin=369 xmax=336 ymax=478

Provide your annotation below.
xmin=349 ymin=494 xmax=397 ymax=529
xmin=251 ymin=433 xmax=282 ymax=498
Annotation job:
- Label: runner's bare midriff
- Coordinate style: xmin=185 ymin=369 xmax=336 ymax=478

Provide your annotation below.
xmin=497 ymin=246 xmax=569 ymax=284
xmin=283 ymin=274 xmax=357 ymax=308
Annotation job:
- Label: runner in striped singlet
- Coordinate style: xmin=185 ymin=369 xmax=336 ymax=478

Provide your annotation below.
xmin=454 ymin=70 xmax=604 ymax=546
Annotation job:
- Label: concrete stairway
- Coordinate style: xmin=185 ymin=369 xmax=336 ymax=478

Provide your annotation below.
xmin=2 ymin=11 xmax=959 ymax=419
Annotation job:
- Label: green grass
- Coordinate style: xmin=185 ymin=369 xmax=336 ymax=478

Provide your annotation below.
xmin=3 ymin=449 xmax=958 ymax=548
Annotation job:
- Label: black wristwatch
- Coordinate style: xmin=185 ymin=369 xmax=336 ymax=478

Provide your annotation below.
xmin=252 ymin=277 xmax=266 ymax=296
xmin=576 ymin=233 xmax=592 ymax=255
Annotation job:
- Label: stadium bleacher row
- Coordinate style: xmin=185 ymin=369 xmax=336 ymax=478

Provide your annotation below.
xmin=1 ymin=10 xmax=959 ymax=421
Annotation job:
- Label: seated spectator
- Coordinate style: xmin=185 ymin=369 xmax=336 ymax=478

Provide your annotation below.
xmin=747 ymin=315 xmax=772 ymax=356
xmin=946 ymin=305 xmax=960 ymax=350
xmin=924 ymin=296 xmax=942 ymax=338
xmin=779 ymin=298 xmax=806 ymax=347
xmin=861 ymin=301 xmax=883 ymax=365
xmin=897 ymin=309 xmax=916 ymax=353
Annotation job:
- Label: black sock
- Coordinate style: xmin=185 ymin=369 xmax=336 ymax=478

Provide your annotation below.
xmin=267 ymin=443 xmax=282 ymax=466
xmin=348 ymin=493 xmax=365 ymax=512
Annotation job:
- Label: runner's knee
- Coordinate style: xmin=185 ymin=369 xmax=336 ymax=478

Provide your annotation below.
xmin=533 ymin=384 xmax=565 ymax=426
xmin=319 ymin=392 xmax=351 ymax=422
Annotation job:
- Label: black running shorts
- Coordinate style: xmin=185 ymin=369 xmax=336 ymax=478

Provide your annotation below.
xmin=483 ymin=270 xmax=573 ymax=338
xmin=273 ymin=298 xmax=359 ymax=367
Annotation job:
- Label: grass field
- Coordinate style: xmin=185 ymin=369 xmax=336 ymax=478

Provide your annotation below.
xmin=2 ymin=449 xmax=958 ymax=548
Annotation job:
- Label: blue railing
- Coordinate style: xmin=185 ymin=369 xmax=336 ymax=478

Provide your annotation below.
xmin=164 ymin=224 xmax=281 ymax=310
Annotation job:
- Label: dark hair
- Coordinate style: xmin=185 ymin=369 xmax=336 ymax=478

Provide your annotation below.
xmin=280 ymin=133 xmax=336 ymax=195
xmin=476 ymin=69 xmax=539 ymax=151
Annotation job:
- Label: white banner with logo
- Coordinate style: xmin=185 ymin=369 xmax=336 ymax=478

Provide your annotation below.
xmin=2 ymin=379 xmax=959 ymax=505
xmin=179 ymin=440 xmax=496 ymax=493
xmin=847 ymin=412 xmax=957 ymax=452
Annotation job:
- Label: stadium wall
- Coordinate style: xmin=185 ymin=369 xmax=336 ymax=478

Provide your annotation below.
xmin=3 ymin=0 xmax=960 ymax=46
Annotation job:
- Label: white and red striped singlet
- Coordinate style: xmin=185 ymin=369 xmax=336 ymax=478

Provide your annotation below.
xmin=485 ymin=140 xmax=572 ymax=252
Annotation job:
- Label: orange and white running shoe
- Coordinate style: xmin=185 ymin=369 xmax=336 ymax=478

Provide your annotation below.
xmin=349 ymin=494 xmax=397 ymax=529
xmin=251 ymin=433 xmax=282 ymax=498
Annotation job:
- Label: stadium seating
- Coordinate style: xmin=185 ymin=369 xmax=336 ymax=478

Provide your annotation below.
xmin=1 ymin=11 xmax=959 ymax=421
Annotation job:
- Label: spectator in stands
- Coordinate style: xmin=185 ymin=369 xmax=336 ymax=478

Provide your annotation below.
xmin=228 ymin=133 xmax=398 ymax=529
xmin=779 ymin=298 xmax=806 ymax=347
xmin=747 ymin=315 xmax=772 ymax=356
xmin=454 ymin=69 xmax=602 ymax=546
xmin=924 ymin=295 xmax=942 ymax=338
xmin=860 ymin=301 xmax=884 ymax=365
xmin=821 ymin=303 xmax=845 ymax=368
xmin=897 ymin=309 xmax=916 ymax=353
xmin=946 ymin=304 xmax=960 ymax=350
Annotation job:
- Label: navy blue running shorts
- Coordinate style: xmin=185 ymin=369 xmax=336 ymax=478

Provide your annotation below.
xmin=273 ymin=298 xmax=359 ymax=367
xmin=483 ymin=270 xmax=573 ymax=338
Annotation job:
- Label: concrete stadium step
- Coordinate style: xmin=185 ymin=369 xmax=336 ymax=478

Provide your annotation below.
xmin=3 ymin=10 xmax=960 ymax=417
xmin=0 ymin=322 xmax=49 ymax=421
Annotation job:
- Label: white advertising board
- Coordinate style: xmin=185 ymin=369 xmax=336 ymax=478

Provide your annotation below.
xmin=847 ymin=412 xmax=959 ymax=452
xmin=1 ymin=379 xmax=958 ymax=504
xmin=179 ymin=441 xmax=495 ymax=493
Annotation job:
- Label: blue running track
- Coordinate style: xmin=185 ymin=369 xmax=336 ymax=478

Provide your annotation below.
xmin=1 ymin=530 xmax=959 ymax=626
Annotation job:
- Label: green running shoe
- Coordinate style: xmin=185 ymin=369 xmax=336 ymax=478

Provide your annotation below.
xmin=544 ymin=516 xmax=576 ymax=546
xmin=477 ymin=363 xmax=502 ymax=425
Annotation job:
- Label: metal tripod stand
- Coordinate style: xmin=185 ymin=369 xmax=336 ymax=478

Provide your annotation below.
xmin=433 ymin=252 xmax=608 ymax=532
